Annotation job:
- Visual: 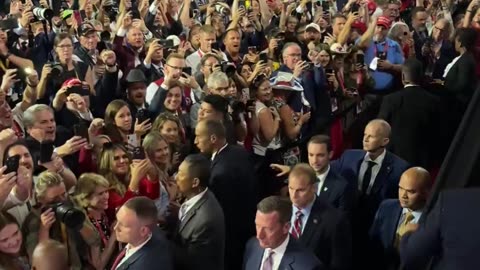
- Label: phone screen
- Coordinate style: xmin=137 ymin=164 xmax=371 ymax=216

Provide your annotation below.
xmin=5 ymin=155 xmax=20 ymax=174
xmin=40 ymin=141 xmax=55 ymax=163
xmin=132 ymin=146 xmax=146 ymax=160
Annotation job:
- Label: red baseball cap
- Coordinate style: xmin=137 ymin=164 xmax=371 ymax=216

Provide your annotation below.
xmin=377 ymin=16 xmax=392 ymax=29
xmin=367 ymin=1 xmax=377 ymax=13
xmin=62 ymin=78 xmax=82 ymax=88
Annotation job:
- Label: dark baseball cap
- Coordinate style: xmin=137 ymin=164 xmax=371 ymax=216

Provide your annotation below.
xmin=78 ymin=22 xmax=96 ymax=37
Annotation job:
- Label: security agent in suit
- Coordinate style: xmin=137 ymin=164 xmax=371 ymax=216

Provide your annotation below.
xmin=271 ymin=135 xmax=354 ymax=214
xmin=400 ymin=188 xmax=480 ymax=270
xmin=331 ymin=119 xmax=409 ymax=267
xmin=243 ymin=196 xmax=325 ymax=270
xmin=369 ymin=167 xmax=432 ymax=270
xmin=288 ymin=164 xmax=352 ymax=270
xmin=111 ymin=197 xmax=173 ymax=270
xmin=194 ymin=119 xmax=257 ymax=270
xmin=378 ymin=58 xmax=440 ymax=168
xmin=173 ymin=154 xmax=225 ymax=270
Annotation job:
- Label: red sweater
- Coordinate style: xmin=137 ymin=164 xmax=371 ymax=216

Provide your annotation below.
xmin=106 ymin=177 xmax=160 ymax=220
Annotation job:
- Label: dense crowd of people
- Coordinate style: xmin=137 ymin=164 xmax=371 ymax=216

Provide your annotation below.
xmin=0 ymin=0 xmax=479 ymax=269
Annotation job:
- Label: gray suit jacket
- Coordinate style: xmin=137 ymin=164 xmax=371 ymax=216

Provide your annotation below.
xmin=116 ymin=229 xmax=173 ymax=270
xmin=173 ymin=190 xmax=226 ymax=270
xmin=242 ymin=236 xmax=325 ymax=270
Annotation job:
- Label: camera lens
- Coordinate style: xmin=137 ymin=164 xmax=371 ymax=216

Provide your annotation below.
xmin=54 ymin=203 xmax=85 ymax=229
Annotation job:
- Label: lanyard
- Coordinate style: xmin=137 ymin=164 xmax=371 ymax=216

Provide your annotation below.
xmin=373 ymin=41 xmax=389 ymax=58
xmin=336 ymin=70 xmax=345 ymax=91
xmin=0 ymin=59 xmax=9 ymax=72
xmin=87 ymin=210 xmax=109 ymax=247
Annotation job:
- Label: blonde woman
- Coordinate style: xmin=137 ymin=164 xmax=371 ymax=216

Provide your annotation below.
xmin=72 ymin=173 xmax=117 ymax=270
xmin=22 ymin=172 xmax=83 ymax=269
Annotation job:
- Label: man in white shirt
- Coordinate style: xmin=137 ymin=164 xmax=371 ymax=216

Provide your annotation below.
xmin=185 ymin=25 xmax=227 ymax=75
xmin=243 ymin=196 xmax=324 ymax=270
xmin=112 ymin=197 xmax=173 ymax=270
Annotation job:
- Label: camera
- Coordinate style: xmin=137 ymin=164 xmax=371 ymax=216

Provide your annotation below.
xmin=47 ymin=62 xmax=64 ymax=78
xmin=221 ymin=62 xmax=236 ymax=77
xmin=44 ymin=202 xmax=85 ymax=229
xmin=376 ymin=52 xmax=387 ymax=60
xmin=215 ymin=4 xmax=229 ymax=15
xmin=32 ymin=7 xmax=54 ymax=21
xmin=104 ymin=4 xmax=120 ymax=22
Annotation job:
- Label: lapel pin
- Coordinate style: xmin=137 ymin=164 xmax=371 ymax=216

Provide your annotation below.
xmin=313 ymin=219 xmax=318 ymax=224
xmin=324 ymin=187 xmax=328 ymax=192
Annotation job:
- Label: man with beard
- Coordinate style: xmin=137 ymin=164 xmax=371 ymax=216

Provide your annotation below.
xmin=410 ymin=7 xmax=429 ymax=67
xmin=124 ymin=69 xmax=150 ymax=124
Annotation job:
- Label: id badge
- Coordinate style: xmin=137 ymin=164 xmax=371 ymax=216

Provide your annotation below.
xmin=330 ymin=97 xmax=338 ymax=112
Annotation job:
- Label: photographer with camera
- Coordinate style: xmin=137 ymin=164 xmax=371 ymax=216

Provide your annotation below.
xmin=23 ymin=171 xmax=85 ymax=269
xmin=36 ymin=33 xmax=94 ymax=105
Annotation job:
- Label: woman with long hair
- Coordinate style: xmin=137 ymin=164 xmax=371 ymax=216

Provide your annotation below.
xmin=0 ymin=211 xmax=29 ymax=270
xmin=97 ymin=143 xmax=157 ymax=220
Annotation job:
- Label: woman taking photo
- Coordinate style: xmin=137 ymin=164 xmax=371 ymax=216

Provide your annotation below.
xmin=97 ymin=143 xmax=157 ymax=220
xmin=72 ymin=173 xmax=117 ymax=270
xmin=152 ymin=113 xmax=188 ymax=171
xmin=102 ymin=99 xmax=151 ymax=145
xmin=37 ymin=33 xmax=94 ymax=104
xmin=0 ymin=211 xmax=29 ymax=270
xmin=250 ymin=74 xmax=282 ymax=197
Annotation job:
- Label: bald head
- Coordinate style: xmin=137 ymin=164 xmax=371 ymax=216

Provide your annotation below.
xmin=32 ymin=240 xmax=69 ymax=270
xmin=398 ymin=167 xmax=432 ymax=210
xmin=363 ymin=119 xmax=391 ymax=154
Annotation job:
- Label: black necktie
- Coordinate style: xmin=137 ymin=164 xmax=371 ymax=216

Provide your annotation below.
xmin=362 ymin=161 xmax=376 ymax=194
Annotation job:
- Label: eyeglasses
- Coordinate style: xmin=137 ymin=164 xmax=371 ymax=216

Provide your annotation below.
xmin=166 ymin=63 xmax=184 ymax=70
xmin=57 ymin=44 xmax=73 ymax=49
xmin=435 ymin=26 xmax=446 ymax=32
xmin=286 ymin=53 xmax=302 ymax=58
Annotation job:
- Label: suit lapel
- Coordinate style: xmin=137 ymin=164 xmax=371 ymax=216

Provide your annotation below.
xmin=250 ymin=240 xmax=264 ymax=270
xmin=300 ymin=200 xmax=322 ymax=246
xmin=386 ymin=202 xmax=403 ymax=246
xmin=371 ymin=152 xmax=393 ymax=195
xmin=211 ymin=145 xmax=228 ymax=168
xmin=117 ymin=238 xmax=152 ymax=270
xmin=279 ymin=238 xmax=296 ymax=270
xmin=178 ymin=191 xmax=209 ymax=233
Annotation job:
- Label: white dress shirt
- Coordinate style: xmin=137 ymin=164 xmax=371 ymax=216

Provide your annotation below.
xmin=259 ymin=234 xmax=290 ymax=270
xmin=179 ymin=188 xmax=208 ymax=220
xmin=316 ymin=165 xmax=330 ymax=196
xmin=397 ymin=208 xmax=423 ymax=228
xmin=358 ymin=149 xmax=386 ymax=194
xmin=116 ymin=234 xmax=152 ymax=269
xmin=211 ymin=143 xmax=228 ymax=161
xmin=185 ymin=49 xmax=228 ymax=75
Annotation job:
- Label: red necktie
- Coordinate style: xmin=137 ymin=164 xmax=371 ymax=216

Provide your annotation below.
xmin=110 ymin=248 xmax=127 ymax=270
xmin=291 ymin=210 xmax=304 ymax=239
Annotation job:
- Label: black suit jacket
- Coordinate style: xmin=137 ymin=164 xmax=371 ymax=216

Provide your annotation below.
xmin=210 ymin=144 xmax=257 ymax=269
xmin=444 ymin=51 xmax=477 ymax=108
xmin=173 ymin=190 xmax=225 ymax=270
xmin=298 ymin=198 xmax=352 ymax=270
xmin=117 ymin=229 xmax=173 ymax=270
xmin=401 ymin=189 xmax=480 ymax=270
xmin=378 ymin=85 xmax=440 ymax=167
xmin=243 ymin=236 xmax=325 ymax=270
xmin=319 ymin=169 xmax=354 ymax=214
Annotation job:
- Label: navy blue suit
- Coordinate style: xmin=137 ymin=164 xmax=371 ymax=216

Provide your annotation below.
xmin=400 ymin=188 xmax=480 ymax=270
xmin=319 ymin=169 xmax=354 ymax=214
xmin=331 ymin=149 xmax=409 ymax=209
xmin=298 ymin=198 xmax=352 ymax=270
xmin=243 ymin=236 xmax=325 ymax=270
xmin=369 ymin=199 xmax=403 ymax=270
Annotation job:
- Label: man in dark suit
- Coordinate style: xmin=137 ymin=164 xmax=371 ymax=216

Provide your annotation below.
xmin=243 ymin=196 xmax=325 ymax=270
xmin=331 ymin=119 xmax=409 ymax=267
xmin=369 ymin=167 xmax=432 ymax=270
xmin=400 ymin=188 xmax=480 ymax=270
xmin=378 ymin=58 xmax=440 ymax=168
xmin=288 ymin=164 xmax=352 ymax=270
xmin=173 ymin=154 xmax=225 ymax=270
xmin=112 ymin=197 xmax=173 ymax=270
xmin=195 ymin=119 xmax=257 ymax=270
xmin=271 ymin=135 xmax=353 ymax=213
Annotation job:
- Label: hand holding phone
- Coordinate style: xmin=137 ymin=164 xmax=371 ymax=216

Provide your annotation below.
xmin=4 ymin=155 xmax=20 ymax=175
